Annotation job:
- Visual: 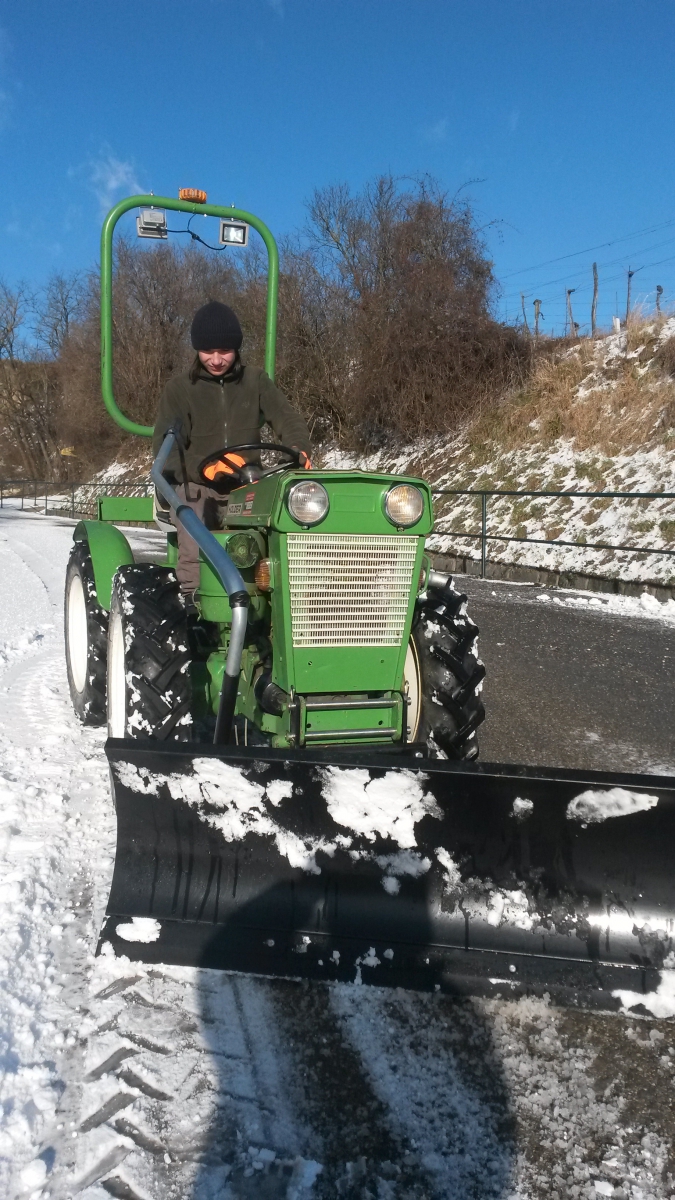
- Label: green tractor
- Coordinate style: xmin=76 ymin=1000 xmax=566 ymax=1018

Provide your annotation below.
xmin=64 ymin=193 xmax=675 ymax=1011
xmin=68 ymin=441 xmax=485 ymax=755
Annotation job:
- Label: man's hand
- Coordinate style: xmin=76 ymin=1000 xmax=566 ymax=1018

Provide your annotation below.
xmin=293 ymin=448 xmax=312 ymax=470
xmin=202 ymin=452 xmax=247 ymax=483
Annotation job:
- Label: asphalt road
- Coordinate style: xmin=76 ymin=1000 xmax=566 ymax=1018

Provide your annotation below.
xmin=458 ymin=577 xmax=675 ymax=776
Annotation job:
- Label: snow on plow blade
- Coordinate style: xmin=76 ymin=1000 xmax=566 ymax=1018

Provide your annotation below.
xmin=101 ymin=741 xmax=675 ymax=1011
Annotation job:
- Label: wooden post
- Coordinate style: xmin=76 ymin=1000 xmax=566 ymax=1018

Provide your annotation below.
xmin=520 ymin=293 xmax=530 ymax=334
xmin=533 ymin=299 xmax=542 ymax=339
xmin=656 ymin=284 xmax=663 ymax=317
xmin=591 ymin=262 xmax=599 ymax=335
xmin=626 ymin=267 xmax=635 ymax=325
xmin=566 ymin=288 xmax=576 ymax=338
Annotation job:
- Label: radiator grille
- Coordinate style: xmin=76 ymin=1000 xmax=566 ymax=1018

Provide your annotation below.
xmin=286 ymin=533 xmax=418 ymax=647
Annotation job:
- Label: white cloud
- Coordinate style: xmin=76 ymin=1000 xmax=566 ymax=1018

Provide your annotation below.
xmin=89 ymin=152 xmax=144 ymax=216
xmin=267 ymin=0 xmax=284 ymax=13
xmin=508 ymin=108 xmax=520 ymax=133
xmin=423 ymin=117 xmax=448 ymax=143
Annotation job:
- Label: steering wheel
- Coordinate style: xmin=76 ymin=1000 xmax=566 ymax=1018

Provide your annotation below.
xmin=198 ymin=443 xmax=303 ymax=489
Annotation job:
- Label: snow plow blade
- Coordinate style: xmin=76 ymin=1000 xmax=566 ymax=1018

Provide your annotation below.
xmin=100 ymin=740 xmax=675 ymax=1011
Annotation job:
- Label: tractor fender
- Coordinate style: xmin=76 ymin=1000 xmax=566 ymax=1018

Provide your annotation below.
xmin=73 ymin=520 xmax=134 ymax=611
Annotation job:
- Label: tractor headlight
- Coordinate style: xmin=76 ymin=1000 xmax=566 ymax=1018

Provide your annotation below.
xmin=287 ymin=481 xmax=329 ymax=526
xmin=384 ymin=484 xmax=424 ymax=527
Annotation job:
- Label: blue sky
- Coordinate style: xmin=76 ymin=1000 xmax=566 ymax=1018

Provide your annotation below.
xmin=2 ymin=0 xmax=675 ymax=335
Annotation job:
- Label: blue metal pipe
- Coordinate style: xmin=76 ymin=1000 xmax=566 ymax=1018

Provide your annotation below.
xmin=151 ymin=432 xmax=249 ymax=744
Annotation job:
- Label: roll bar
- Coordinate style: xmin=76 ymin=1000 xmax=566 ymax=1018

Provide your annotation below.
xmin=100 ymin=194 xmax=280 ymax=437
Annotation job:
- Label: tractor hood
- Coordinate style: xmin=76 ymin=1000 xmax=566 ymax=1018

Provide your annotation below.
xmin=219 ymin=469 xmax=434 ymax=537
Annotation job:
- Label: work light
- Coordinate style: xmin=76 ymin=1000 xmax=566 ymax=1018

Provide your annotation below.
xmin=384 ymin=484 xmax=424 ymax=527
xmin=219 ymin=219 xmax=249 ymax=247
xmin=226 ymin=533 xmax=260 ymax=569
xmin=287 ymin=481 xmax=329 ymax=526
xmin=136 ymin=208 xmax=168 ymax=239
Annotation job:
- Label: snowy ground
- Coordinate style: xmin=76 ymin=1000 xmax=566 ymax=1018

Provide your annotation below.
xmin=2 ymin=505 xmax=675 ymax=1199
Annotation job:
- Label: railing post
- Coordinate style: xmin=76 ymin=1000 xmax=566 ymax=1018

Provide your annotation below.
xmin=21 ymin=483 xmax=24 ymax=511
xmin=481 ymin=493 xmax=487 ymax=579
xmin=0 ymin=483 xmax=3 ymax=509
xmin=44 ymin=486 xmax=48 ymax=515
xmin=34 ymin=481 xmax=37 ymax=508
xmin=71 ymin=483 xmax=75 ymax=520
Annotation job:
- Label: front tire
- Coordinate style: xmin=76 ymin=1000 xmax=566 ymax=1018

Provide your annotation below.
xmin=64 ymin=542 xmax=107 ymax=725
xmin=404 ymin=578 xmax=485 ymax=760
xmin=107 ymin=564 xmax=192 ymax=740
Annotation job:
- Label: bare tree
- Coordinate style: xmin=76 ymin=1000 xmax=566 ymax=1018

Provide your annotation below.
xmin=2 ymin=173 xmax=532 ymax=473
xmin=0 ymin=280 xmax=31 ymax=361
xmin=303 ymin=174 xmax=525 ymax=445
xmin=35 ymin=272 xmax=86 ymax=358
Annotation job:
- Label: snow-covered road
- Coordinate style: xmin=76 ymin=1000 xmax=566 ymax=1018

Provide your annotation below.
xmin=1 ymin=507 xmax=675 ymax=1200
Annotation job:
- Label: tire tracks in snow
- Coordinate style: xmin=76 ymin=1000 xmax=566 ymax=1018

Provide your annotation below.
xmin=54 ymin=965 xmax=324 ymax=1199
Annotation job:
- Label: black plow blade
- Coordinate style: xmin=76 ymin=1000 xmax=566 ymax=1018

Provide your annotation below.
xmin=101 ymin=740 xmax=675 ymax=1012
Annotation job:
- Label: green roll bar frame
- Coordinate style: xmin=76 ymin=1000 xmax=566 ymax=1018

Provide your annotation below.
xmin=100 ymin=195 xmax=280 ymax=437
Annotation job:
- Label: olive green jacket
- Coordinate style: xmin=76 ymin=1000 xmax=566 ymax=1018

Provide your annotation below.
xmin=153 ymin=360 xmax=311 ymax=482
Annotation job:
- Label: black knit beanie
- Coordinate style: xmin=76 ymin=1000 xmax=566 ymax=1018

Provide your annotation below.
xmin=190 ymin=301 xmax=243 ymax=351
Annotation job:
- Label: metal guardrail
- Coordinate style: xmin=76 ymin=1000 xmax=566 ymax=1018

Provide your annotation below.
xmin=2 ymin=480 xmax=674 ymax=581
xmin=432 ymin=489 xmax=675 ymax=578
xmin=0 ymin=480 xmax=151 ymax=520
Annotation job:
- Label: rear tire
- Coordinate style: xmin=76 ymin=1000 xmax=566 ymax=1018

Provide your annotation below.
xmin=107 ymin=564 xmax=192 ymax=740
xmin=404 ymin=578 xmax=485 ymax=760
xmin=64 ymin=542 xmax=107 ymax=725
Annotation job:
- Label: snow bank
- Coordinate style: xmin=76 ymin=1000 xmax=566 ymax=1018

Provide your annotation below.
xmin=115 ymin=917 xmax=161 ymax=943
xmin=320 ymin=766 xmax=438 ymax=847
xmin=537 ymin=589 xmax=675 ymax=623
xmin=614 ymin=970 xmax=675 ymax=1019
xmin=567 ymin=787 xmax=659 ymax=823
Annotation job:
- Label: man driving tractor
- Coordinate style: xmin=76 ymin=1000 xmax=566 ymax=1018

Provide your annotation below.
xmin=153 ymin=300 xmax=312 ymax=598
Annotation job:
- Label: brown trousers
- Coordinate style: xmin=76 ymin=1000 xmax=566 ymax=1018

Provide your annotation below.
xmin=171 ymin=483 xmax=225 ymax=592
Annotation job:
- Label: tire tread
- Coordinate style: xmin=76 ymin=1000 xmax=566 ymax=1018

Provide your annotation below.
xmin=412 ymin=579 xmax=485 ymax=760
xmin=111 ymin=565 xmax=192 ymax=741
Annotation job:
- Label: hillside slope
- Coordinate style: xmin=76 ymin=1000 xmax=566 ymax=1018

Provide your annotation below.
xmin=321 ymin=318 xmax=675 ymax=586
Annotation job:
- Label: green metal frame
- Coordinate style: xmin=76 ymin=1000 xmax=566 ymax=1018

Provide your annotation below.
xmin=100 ymin=194 xmax=280 ymax=436
xmin=97 ymin=495 xmax=154 ymax=523
xmin=73 ymin=520 xmax=134 ymax=609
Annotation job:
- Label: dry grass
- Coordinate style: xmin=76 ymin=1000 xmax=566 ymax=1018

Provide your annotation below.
xmin=653 ymin=335 xmax=675 ymax=378
xmin=467 ymin=322 xmax=675 ymax=457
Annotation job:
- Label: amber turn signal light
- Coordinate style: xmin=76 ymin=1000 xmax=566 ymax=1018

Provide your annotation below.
xmin=254 ymin=559 xmax=272 ymax=591
xmin=179 ymin=188 xmax=207 ymax=203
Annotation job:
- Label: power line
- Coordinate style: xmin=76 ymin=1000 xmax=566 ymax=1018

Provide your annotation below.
xmin=502 ymin=235 xmax=675 ymax=303
xmin=503 ymin=253 xmax=675 ymax=329
xmin=500 ymin=217 xmax=675 ymax=281
xmin=502 ymin=240 xmax=675 ymax=306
